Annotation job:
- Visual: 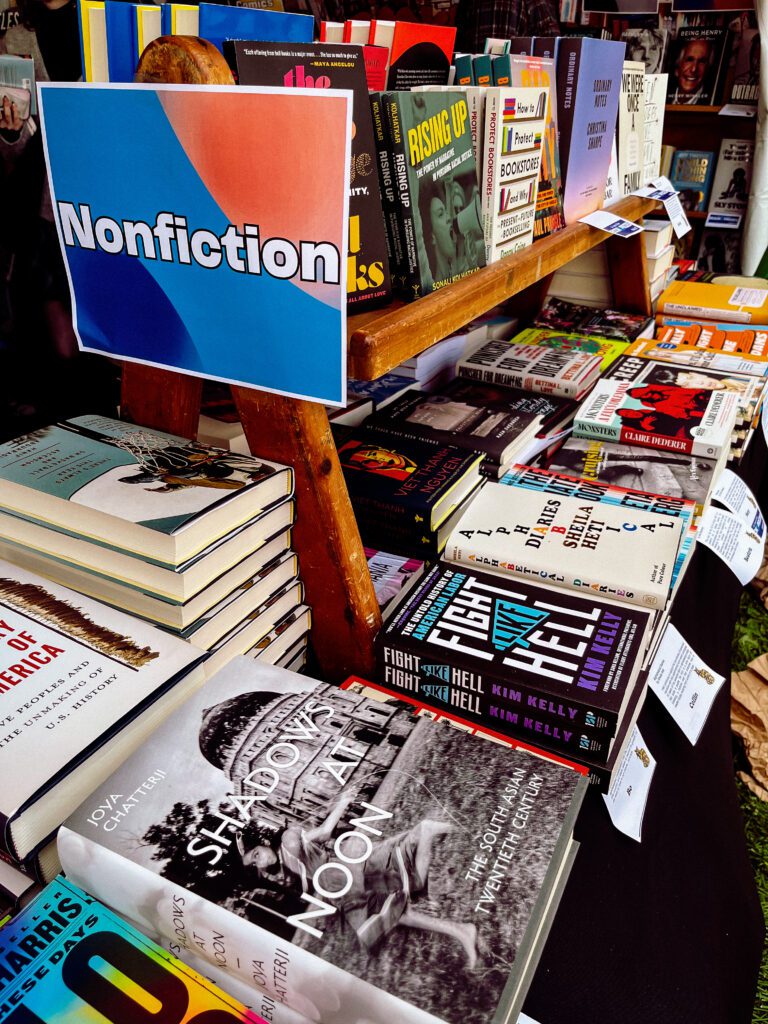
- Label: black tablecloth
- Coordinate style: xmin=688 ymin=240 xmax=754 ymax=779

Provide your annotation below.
xmin=525 ymin=434 xmax=767 ymax=1024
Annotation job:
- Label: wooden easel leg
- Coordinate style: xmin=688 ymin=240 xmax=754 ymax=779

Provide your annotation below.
xmin=232 ymin=386 xmax=381 ymax=683
xmin=606 ymin=231 xmax=652 ymax=316
xmin=121 ymin=363 xmax=203 ymax=438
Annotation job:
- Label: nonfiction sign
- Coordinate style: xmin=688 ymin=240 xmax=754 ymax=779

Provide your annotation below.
xmin=39 ymin=83 xmax=352 ymax=405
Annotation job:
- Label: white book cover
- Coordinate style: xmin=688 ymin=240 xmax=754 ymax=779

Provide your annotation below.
xmin=642 ymin=73 xmax=667 ymax=183
xmin=457 ymin=340 xmax=602 ymax=399
xmin=0 ymin=559 xmax=203 ymax=858
xmin=444 ymin=479 xmax=683 ymax=608
xmin=480 ymin=86 xmax=547 ymax=262
xmin=617 ymin=61 xmax=645 ymax=196
xmin=603 ymin=136 xmax=619 ymax=205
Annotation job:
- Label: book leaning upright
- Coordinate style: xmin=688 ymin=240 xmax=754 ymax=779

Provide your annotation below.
xmin=58 ymin=658 xmax=587 ymax=1024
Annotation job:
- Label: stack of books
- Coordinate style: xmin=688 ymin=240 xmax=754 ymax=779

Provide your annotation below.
xmin=0 ymin=416 xmax=310 ymax=675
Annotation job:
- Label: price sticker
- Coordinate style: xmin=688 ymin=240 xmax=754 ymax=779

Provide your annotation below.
xmin=648 ymin=623 xmax=725 ymax=745
xmin=580 ymin=210 xmax=644 ymax=237
xmin=603 ymin=726 xmax=656 ymax=842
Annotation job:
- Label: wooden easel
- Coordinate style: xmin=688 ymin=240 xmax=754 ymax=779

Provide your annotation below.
xmin=122 ymin=36 xmax=659 ymax=683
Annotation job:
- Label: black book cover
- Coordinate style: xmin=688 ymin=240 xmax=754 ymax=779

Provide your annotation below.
xmin=370 ymin=91 xmax=406 ymax=289
xmin=665 ymin=26 xmax=730 ymax=106
xmin=335 ymin=427 xmax=482 ymax=557
xmin=377 ymin=561 xmax=652 ymax=740
xmin=228 ymin=40 xmax=392 ymax=312
xmin=367 ymin=379 xmax=572 ymax=465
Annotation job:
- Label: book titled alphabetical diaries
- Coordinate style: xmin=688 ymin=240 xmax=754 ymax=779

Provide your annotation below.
xmin=58 ymin=658 xmax=587 ymax=1024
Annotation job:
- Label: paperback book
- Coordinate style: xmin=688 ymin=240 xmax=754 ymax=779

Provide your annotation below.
xmin=376 ymin=560 xmax=653 ymax=739
xmin=617 ymin=60 xmax=645 ymax=196
xmin=456 ymin=339 xmax=602 ymax=399
xmin=669 ymin=149 xmax=715 ymax=212
xmin=706 ymin=138 xmax=754 ymax=228
xmin=365 ymin=547 xmax=426 ymax=620
xmin=638 ymin=325 xmax=768 ymax=367
xmin=657 ymin=280 xmax=768 ymax=325
xmin=573 ymin=377 xmax=740 ymax=459
xmin=444 ymin=475 xmax=684 ymax=608
xmin=58 ymin=658 xmax=587 ymax=1024
xmin=533 ymin=299 xmax=654 ymax=343
xmin=729 ymin=26 xmax=759 ymax=105
xmin=508 ymin=326 xmax=628 ymax=371
xmin=385 ymin=22 xmax=456 ymax=89
xmin=642 ymin=72 xmax=667 ymax=182
xmin=665 ymin=24 xmax=729 ymax=106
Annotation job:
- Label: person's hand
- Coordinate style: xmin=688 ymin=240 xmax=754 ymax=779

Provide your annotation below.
xmin=0 ymin=96 xmax=22 ymax=133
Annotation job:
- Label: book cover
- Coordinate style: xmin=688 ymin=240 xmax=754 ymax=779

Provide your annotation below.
xmin=729 ymin=26 xmax=759 ymax=105
xmin=545 ymin=435 xmax=717 ymax=512
xmin=706 ymin=138 xmax=754 ymax=227
xmin=58 ymin=658 xmax=586 ymax=1024
xmin=0 ymin=416 xmax=292 ymax=567
xmin=479 ymin=85 xmax=548 ymax=260
xmin=697 ymin=229 xmax=741 ymax=274
xmin=0 ymin=53 xmax=36 ymax=116
xmin=666 ymin=24 xmax=730 ymax=106
xmin=445 ymin=475 xmax=683 ymax=609
xmin=508 ymin=324 xmax=629 ymax=371
xmin=383 ymin=90 xmax=485 ymax=300
xmin=0 ymin=877 xmax=273 ymax=1023
xmin=365 ymin=547 xmax=426 ymax=619
xmin=573 ymin=376 xmax=739 ymax=458
xmin=370 ymin=91 xmax=406 ymax=289
xmin=556 ymin=38 xmax=625 ymax=223
xmin=453 ymin=53 xmax=474 ymax=86
xmin=77 ymin=0 xmax=108 ymax=82
xmin=336 ymin=428 xmax=482 ymax=556
xmin=386 ymin=22 xmax=456 ymax=90
xmin=377 ymin=561 xmax=652 ymax=733
xmin=472 ymin=53 xmax=493 ymax=87
xmin=0 ymin=560 xmax=204 ymax=861
xmin=365 ymin=379 xmax=569 ymax=466
xmin=657 ymin=280 xmax=768 ymax=324
xmin=104 ymin=0 xmax=160 ymax=84
xmin=642 ymin=72 xmax=667 ymax=182
xmin=228 ymin=42 xmax=391 ymax=312
xmin=347 ymin=373 xmax=414 ymax=409
xmin=160 ymin=3 xmax=199 ymax=35
xmin=669 ymin=149 xmax=716 ymax=211
xmin=456 ymin=339 xmax=601 ymax=399
xmin=617 ymin=60 xmax=645 ymax=196
xmin=533 ymin=300 xmax=653 ymax=344
xmin=625 ymin=332 xmax=768 ymax=374
xmin=621 ymin=26 xmax=668 ymax=74
xmin=196 ymin=4 xmax=313 ymax=56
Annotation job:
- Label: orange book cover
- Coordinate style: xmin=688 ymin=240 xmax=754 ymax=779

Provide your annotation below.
xmin=386 ymin=22 xmax=456 ymax=89
xmin=657 ymin=280 xmax=768 ymax=325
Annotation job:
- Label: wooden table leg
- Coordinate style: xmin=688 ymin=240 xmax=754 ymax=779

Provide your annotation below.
xmin=233 ymin=386 xmax=381 ymax=683
xmin=121 ymin=363 xmax=203 ymax=438
xmin=606 ymin=230 xmax=652 ymax=317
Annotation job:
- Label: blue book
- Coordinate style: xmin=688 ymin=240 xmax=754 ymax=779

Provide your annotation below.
xmin=105 ymin=0 xmax=161 ymax=82
xmin=197 ymin=3 xmax=314 ymax=55
xmin=669 ymin=150 xmax=716 ymax=212
xmin=347 ymin=372 xmax=414 ymax=409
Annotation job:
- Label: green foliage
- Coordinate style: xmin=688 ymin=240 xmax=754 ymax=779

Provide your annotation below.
xmin=736 ymin=778 xmax=768 ymax=1023
xmin=732 ymin=590 xmax=768 ymax=673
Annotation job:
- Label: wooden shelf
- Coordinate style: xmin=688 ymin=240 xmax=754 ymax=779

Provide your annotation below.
xmin=665 ymin=104 xmax=722 ymax=114
xmin=348 ymin=195 xmax=660 ymax=380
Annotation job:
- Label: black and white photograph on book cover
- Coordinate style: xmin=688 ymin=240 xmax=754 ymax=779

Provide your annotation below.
xmin=58 ymin=663 xmax=584 ymax=1024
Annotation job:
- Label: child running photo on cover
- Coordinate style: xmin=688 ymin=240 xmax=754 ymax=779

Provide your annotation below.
xmin=235 ymin=791 xmax=480 ymax=966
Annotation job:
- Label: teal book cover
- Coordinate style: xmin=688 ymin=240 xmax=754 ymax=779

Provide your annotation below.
xmin=669 ymin=150 xmax=715 ymax=212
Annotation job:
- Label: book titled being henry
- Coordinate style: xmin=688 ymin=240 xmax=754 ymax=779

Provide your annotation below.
xmin=58 ymin=658 xmax=586 ymax=1024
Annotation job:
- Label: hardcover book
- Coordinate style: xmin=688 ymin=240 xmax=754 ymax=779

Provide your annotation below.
xmin=573 ymin=377 xmax=740 ymax=459
xmin=0 ymin=416 xmax=293 ymax=567
xmin=335 ymin=428 xmax=483 ymax=558
xmin=58 ymin=658 xmax=587 ymax=1024
xmin=706 ymin=138 xmax=754 ymax=228
xmin=0 ymin=878 xmax=271 ymax=1023
xmin=642 ymin=72 xmax=667 ymax=182
xmin=665 ymin=25 xmax=729 ymax=106
xmin=617 ymin=60 xmax=645 ymax=196
xmin=479 ymin=86 xmax=548 ymax=260
xmin=505 ymin=325 xmax=628 ymax=371
xmin=669 ymin=149 xmax=715 ymax=211
xmin=365 ymin=547 xmax=426 ymax=620
xmin=456 ymin=338 xmax=602 ymax=399
xmin=621 ymin=26 xmax=668 ymax=74
xmin=729 ymin=26 xmax=759 ymax=105
xmin=444 ymin=474 xmax=684 ymax=609
xmin=228 ymin=41 xmax=391 ymax=312
xmin=364 ymin=379 xmax=573 ymax=471
xmin=196 ymin=3 xmax=313 ymax=57
xmin=545 ymin=435 xmax=717 ymax=512
xmin=386 ymin=22 xmax=456 ymax=89
xmin=382 ymin=90 xmax=485 ymax=300
xmin=376 ymin=561 xmax=653 ymax=737
xmin=533 ymin=299 xmax=654 ymax=344
xmin=555 ymin=38 xmax=625 ymax=223
xmin=0 ymin=560 xmax=205 ymax=862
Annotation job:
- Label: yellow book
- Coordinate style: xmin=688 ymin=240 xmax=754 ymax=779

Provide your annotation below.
xmin=657 ymin=280 xmax=768 ymax=326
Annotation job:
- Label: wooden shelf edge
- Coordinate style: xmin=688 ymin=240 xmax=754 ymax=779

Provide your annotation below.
xmin=664 ymin=104 xmax=722 ymax=114
xmin=347 ymin=195 xmax=660 ymax=380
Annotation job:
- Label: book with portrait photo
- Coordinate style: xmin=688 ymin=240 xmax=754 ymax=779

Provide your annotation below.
xmin=729 ymin=25 xmax=759 ymax=104
xmin=57 ymin=658 xmax=587 ymax=1024
xmin=665 ymin=25 xmax=730 ymax=105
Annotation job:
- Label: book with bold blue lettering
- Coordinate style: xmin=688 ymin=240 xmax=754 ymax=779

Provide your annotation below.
xmin=0 ymin=559 xmax=205 ymax=865
xmin=0 ymin=876 xmax=280 ymax=1024
xmin=376 ymin=561 xmax=652 ymax=744
xmin=196 ymin=3 xmax=313 ymax=57
xmin=58 ymin=657 xmax=586 ymax=1024
xmin=443 ymin=470 xmax=685 ymax=610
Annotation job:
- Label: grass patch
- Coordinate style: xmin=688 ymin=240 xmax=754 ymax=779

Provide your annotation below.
xmin=733 ymin=590 xmax=768 ymax=673
xmin=737 ymin=777 xmax=768 ymax=1023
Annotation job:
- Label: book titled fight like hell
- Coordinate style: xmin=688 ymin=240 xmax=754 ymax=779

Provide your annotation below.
xmin=377 ymin=561 xmax=653 ymax=748
xmin=58 ymin=658 xmax=586 ymax=1024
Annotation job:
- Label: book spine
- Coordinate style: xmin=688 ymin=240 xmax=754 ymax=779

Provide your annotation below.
xmin=376 ymin=630 xmax=618 ymax=740
xmin=58 ymin=827 xmax=435 ymax=1024
xmin=370 ymin=92 xmax=405 ymax=285
xmin=382 ymin=92 xmax=422 ymax=299
xmin=350 ymin=494 xmax=439 ymax=555
xmin=480 ymin=88 xmax=499 ymax=264
xmin=555 ymin=38 xmax=580 ymax=182
xmin=457 ymin=363 xmax=579 ymax=398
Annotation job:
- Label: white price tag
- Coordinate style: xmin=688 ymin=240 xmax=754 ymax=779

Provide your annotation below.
xmin=712 ymin=469 xmax=764 ymax=532
xmin=729 ymin=287 xmax=768 ymax=308
xmin=697 ymin=506 xmax=765 ymax=585
xmin=580 ymin=210 xmax=644 ymax=237
xmin=602 ymin=726 xmax=655 ymax=842
xmin=654 ymin=176 xmax=691 ymax=238
xmin=648 ymin=623 xmax=725 ymax=745
xmin=719 ymin=103 xmax=758 ymax=118
xmin=517 ymin=1016 xmax=543 ymax=1024
xmin=705 ymin=212 xmax=741 ymax=230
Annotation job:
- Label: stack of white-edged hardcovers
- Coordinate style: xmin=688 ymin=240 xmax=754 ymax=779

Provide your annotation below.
xmin=0 ymin=416 xmax=308 ymax=673
xmin=0 ymin=557 xmax=205 ymax=887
